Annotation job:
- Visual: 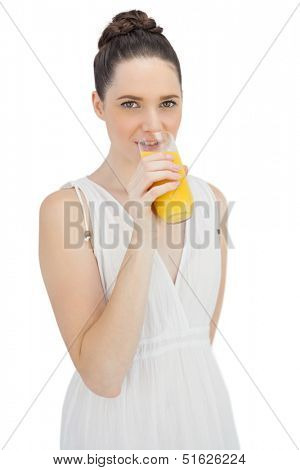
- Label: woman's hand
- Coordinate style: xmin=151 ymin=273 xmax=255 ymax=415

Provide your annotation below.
xmin=126 ymin=153 xmax=188 ymax=226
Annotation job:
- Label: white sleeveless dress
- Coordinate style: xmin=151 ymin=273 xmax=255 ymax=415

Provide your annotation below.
xmin=59 ymin=174 xmax=240 ymax=450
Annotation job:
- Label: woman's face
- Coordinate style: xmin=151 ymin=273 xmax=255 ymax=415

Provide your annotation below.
xmin=92 ymin=57 xmax=182 ymax=160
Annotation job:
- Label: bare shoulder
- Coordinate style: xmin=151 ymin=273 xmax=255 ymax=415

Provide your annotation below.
xmin=207 ymin=182 xmax=227 ymax=207
xmin=39 ymin=187 xmax=88 ymax=226
xmin=39 ymin=186 xmax=91 ymax=250
xmin=207 ymin=181 xmax=228 ymax=216
xmin=39 ymin=187 xmax=80 ymax=211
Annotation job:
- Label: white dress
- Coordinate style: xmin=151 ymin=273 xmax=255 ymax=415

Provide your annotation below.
xmin=59 ymin=174 xmax=240 ymax=450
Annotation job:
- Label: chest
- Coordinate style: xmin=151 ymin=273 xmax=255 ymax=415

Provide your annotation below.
xmin=155 ymin=218 xmax=187 ymax=284
xmin=107 ymin=191 xmax=188 ymax=284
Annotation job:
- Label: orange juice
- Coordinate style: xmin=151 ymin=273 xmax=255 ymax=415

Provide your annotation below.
xmin=140 ymin=150 xmax=194 ymax=224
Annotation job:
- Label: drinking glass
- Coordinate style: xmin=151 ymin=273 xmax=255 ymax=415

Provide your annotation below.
xmin=138 ymin=131 xmax=194 ymax=223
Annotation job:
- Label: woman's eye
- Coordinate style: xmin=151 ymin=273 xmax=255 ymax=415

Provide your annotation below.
xmin=121 ymin=101 xmax=138 ymax=109
xmin=162 ymin=100 xmax=177 ymax=108
xmin=121 ymin=100 xmax=177 ymax=109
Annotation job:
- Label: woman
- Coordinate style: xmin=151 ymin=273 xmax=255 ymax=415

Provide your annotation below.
xmin=39 ymin=9 xmax=240 ymax=450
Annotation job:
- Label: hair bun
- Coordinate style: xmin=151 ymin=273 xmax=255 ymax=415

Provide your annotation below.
xmin=98 ymin=9 xmax=163 ymax=49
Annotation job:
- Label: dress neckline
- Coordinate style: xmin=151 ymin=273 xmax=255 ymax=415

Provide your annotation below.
xmin=84 ymin=174 xmax=192 ymax=290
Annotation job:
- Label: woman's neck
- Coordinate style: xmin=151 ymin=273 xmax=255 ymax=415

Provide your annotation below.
xmin=91 ymin=153 xmax=138 ymax=194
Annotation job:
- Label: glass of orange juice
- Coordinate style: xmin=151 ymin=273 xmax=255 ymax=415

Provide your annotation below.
xmin=138 ymin=131 xmax=194 ymax=224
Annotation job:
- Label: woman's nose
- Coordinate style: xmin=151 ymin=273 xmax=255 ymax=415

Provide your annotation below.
xmin=141 ymin=108 xmax=162 ymax=132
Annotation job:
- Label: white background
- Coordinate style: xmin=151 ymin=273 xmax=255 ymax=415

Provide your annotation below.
xmin=1 ymin=0 xmax=299 ymax=467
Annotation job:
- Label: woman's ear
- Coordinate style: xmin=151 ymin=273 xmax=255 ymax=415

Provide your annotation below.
xmin=91 ymin=91 xmax=105 ymax=121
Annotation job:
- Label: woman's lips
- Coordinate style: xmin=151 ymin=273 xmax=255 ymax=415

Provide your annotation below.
xmin=134 ymin=142 xmax=159 ymax=149
xmin=134 ymin=140 xmax=158 ymax=144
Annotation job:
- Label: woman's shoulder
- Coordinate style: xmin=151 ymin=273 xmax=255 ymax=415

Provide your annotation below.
xmin=39 ymin=187 xmax=80 ymax=216
xmin=206 ymin=181 xmax=227 ymax=208
xmin=189 ymin=174 xmax=227 ymax=207
xmin=39 ymin=178 xmax=90 ymax=236
xmin=39 ymin=175 xmax=88 ymax=208
xmin=39 ymin=184 xmax=94 ymax=254
xmin=188 ymin=175 xmax=227 ymax=235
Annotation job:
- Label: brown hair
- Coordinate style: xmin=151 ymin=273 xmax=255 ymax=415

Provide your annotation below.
xmin=93 ymin=9 xmax=182 ymax=102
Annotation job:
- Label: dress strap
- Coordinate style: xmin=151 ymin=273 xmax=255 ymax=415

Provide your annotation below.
xmin=60 ymin=181 xmax=94 ymax=250
xmin=202 ymin=180 xmax=222 ymax=237
xmin=73 ymin=185 xmax=93 ymax=244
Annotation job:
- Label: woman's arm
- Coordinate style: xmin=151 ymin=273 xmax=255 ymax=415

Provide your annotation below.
xmin=39 ymin=188 xmax=155 ymax=397
xmin=207 ymin=183 xmax=228 ymax=345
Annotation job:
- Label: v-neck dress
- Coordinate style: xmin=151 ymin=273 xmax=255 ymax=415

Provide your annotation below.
xmin=58 ymin=174 xmax=240 ymax=450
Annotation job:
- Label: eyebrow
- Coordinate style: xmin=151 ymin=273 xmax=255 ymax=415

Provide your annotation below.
xmin=116 ymin=94 xmax=180 ymax=101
